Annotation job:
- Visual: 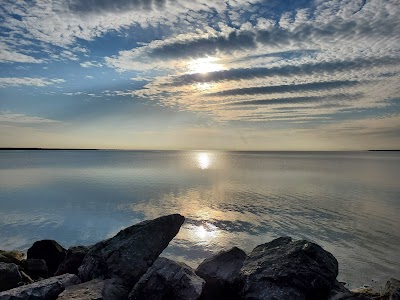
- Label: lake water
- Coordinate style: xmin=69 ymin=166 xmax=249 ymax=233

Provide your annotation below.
xmin=0 ymin=150 xmax=399 ymax=288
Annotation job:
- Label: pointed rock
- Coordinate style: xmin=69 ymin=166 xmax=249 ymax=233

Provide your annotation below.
xmin=27 ymin=240 xmax=66 ymax=275
xmin=78 ymin=214 xmax=185 ymax=287
xmin=129 ymin=257 xmax=204 ymax=300
xmin=240 ymin=237 xmax=338 ymax=300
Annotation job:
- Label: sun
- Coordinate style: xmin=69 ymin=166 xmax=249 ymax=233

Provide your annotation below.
xmin=187 ymin=57 xmax=224 ymax=74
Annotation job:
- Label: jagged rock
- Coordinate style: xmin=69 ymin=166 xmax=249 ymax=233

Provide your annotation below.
xmin=0 ymin=263 xmax=22 ymax=292
xmin=22 ymin=259 xmax=48 ymax=279
xmin=381 ymin=278 xmax=400 ymax=300
xmin=78 ymin=214 xmax=185 ymax=287
xmin=240 ymin=237 xmax=339 ymax=300
xmin=55 ymin=246 xmax=90 ymax=276
xmin=57 ymin=278 xmax=129 ymax=300
xmin=0 ymin=273 xmax=80 ymax=300
xmin=0 ymin=251 xmax=25 ymax=265
xmin=129 ymin=257 xmax=204 ymax=300
xmin=27 ymin=240 xmax=66 ymax=275
xmin=196 ymin=247 xmax=246 ymax=299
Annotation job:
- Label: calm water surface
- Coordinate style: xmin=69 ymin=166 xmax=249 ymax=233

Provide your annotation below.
xmin=0 ymin=150 xmax=399 ymax=288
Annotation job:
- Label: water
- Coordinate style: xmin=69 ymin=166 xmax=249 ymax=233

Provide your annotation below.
xmin=0 ymin=150 xmax=399 ymax=289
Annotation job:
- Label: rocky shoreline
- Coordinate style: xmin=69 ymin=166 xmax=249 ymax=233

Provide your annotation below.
xmin=0 ymin=214 xmax=399 ymax=300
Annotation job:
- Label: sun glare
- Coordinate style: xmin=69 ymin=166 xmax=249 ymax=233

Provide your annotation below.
xmin=197 ymin=152 xmax=213 ymax=170
xmin=187 ymin=57 xmax=223 ymax=74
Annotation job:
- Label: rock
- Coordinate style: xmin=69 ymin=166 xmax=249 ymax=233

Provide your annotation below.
xmin=57 ymin=278 xmax=129 ymax=300
xmin=328 ymin=281 xmax=355 ymax=300
xmin=21 ymin=259 xmax=48 ymax=279
xmin=0 ymin=263 xmax=22 ymax=292
xmin=381 ymin=278 xmax=400 ymax=300
xmin=196 ymin=247 xmax=246 ymax=299
xmin=19 ymin=271 xmax=34 ymax=285
xmin=55 ymin=246 xmax=90 ymax=276
xmin=0 ymin=273 xmax=80 ymax=300
xmin=57 ymin=278 xmax=104 ymax=300
xmin=0 ymin=251 xmax=25 ymax=265
xmin=240 ymin=237 xmax=339 ymax=300
xmin=78 ymin=214 xmax=185 ymax=287
xmin=27 ymin=240 xmax=66 ymax=275
xmin=129 ymin=257 xmax=204 ymax=300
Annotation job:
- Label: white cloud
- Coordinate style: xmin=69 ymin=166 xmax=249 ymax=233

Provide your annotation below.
xmin=80 ymin=61 xmax=103 ymax=68
xmin=0 ymin=77 xmax=65 ymax=88
xmin=0 ymin=112 xmax=61 ymax=124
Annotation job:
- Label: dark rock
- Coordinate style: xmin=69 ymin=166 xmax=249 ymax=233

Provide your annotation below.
xmin=19 ymin=271 xmax=34 ymax=285
xmin=27 ymin=240 xmax=66 ymax=275
xmin=0 ymin=273 xmax=80 ymax=300
xmin=0 ymin=251 xmax=25 ymax=265
xmin=0 ymin=262 xmax=22 ymax=292
xmin=240 ymin=237 xmax=339 ymax=300
xmin=78 ymin=214 xmax=185 ymax=287
xmin=55 ymin=246 xmax=90 ymax=276
xmin=381 ymin=278 xmax=400 ymax=300
xmin=329 ymin=281 xmax=355 ymax=300
xmin=196 ymin=247 xmax=246 ymax=299
xmin=57 ymin=278 xmax=129 ymax=300
xmin=21 ymin=259 xmax=48 ymax=279
xmin=129 ymin=257 xmax=204 ymax=300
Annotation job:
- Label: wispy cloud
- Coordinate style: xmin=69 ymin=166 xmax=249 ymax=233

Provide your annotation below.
xmin=0 ymin=78 xmax=65 ymax=88
xmin=0 ymin=112 xmax=61 ymax=124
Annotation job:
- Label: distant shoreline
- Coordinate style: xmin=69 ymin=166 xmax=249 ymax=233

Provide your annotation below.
xmin=0 ymin=148 xmax=399 ymax=152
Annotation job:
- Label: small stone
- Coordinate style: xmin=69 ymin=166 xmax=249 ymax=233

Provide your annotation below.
xmin=55 ymin=246 xmax=90 ymax=276
xmin=22 ymin=259 xmax=48 ymax=279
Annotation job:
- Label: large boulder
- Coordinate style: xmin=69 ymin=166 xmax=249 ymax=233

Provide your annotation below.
xmin=0 ymin=273 xmax=80 ymax=300
xmin=0 ymin=263 xmax=22 ymax=292
xmin=0 ymin=251 xmax=25 ymax=265
xmin=129 ymin=257 xmax=204 ymax=300
xmin=55 ymin=246 xmax=90 ymax=276
xmin=78 ymin=214 xmax=185 ymax=287
xmin=27 ymin=240 xmax=66 ymax=275
xmin=57 ymin=278 xmax=129 ymax=300
xmin=196 ymin=247 xmax=247 ymax=299
xmin=240 ymin=237 xmax=339 ymax=300
xmin=21 ymin=259 xmax=48 ymax=279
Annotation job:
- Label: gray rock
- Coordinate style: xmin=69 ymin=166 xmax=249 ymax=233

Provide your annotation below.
xmin=27 ymin=240 xmax=66 ymax=275
xmin=129 ymin=257 xmax=204 ymax=300
xmin=22 ymin=259 xmax=48 ymax=279
xmin=78 ymin=214 xmax=185 ymax=287
xmin=0 ymin=251 xmax=25 ymax=265
xmin=0 ymin=263 xmax=22 ymax=292
xmin=0 ymin=273 xmax=80 ymax=300
xmin=381 ymin=278 xmax=400 ymax=300
xmin=329 ymin=281 xmax=355 ymax=300
xmin=240 ymin=237 xmax=339 ymax=300
xmin=57 ymin=278 xmax=129 ymax=300
xmin=55 ymin=246 xmax=90 ymax=276
xmin=196 ymin=247 xmax=246 ymax=299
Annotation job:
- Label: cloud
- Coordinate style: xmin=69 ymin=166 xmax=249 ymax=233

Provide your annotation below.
xmin=80 ymin=61 xmax=103 ymax=68
xmin=208 ymin=80 xmax=360 ymax=97
xmin=0 ymin=112 xmax=61 ymax=124
xmin=0 ymin=77 xmax=65 ymax=88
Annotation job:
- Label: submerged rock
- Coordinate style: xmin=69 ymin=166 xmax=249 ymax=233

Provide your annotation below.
xmin=196 ymin=247 xmax=246 ymax=299
xmin=0 ymin=251 xmax=25 ymax=265
xmin=78 ymin=214 xmax=185 ymax=286
xmin=55 ymin=246 xmax=90 ymax=276
xmin=0 ymin=273 xmax=80 ymax=300
xmin=240 ymin=237 xmax=338 ymax=300
xmin=129 ymin=257 xmax=204 ymax=300
xmin=0 ymin=262 xmax=22 ymax=292
xmin=27 ymin=240 xmax=66 ymax=275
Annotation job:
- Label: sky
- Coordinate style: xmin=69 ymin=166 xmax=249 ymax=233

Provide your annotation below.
xmin=0 ymin=0 xmax=399 ymax=150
